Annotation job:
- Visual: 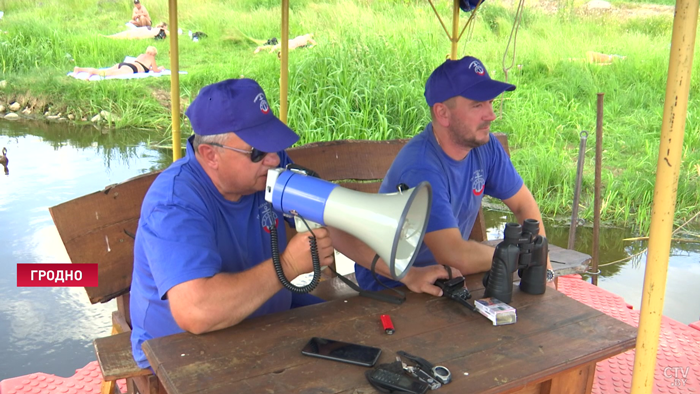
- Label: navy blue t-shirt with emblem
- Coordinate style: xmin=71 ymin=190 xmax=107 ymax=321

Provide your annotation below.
xmin=130 ymin=135 xmax=295 ymax=369
xmin=355 ymin=125 xmax=523 ymax=291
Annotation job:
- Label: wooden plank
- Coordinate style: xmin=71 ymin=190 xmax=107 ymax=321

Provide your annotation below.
xmin=143 ymin=286 xmax=635 ymax=394
xmin=547 ymin=363 xmax=596 ymax=394
xmin=111 ymin=310 xmax=131 ymax=334
xmin=49 ymin=172 xmax=158 ymax=304
xmin=49 ymin=172 xmax=158 ymax=243
xmin=132 ymin=374 xmax=165 ymax=394
xmin=116 ymin=293 xmax=131 ymax=329
xmin=549 ymin=247 xmax=593 ymax=276
xmin=286 ymin=139 xmax=409 ymax=182
xmin=59 ymin=220 xmax=138 ymax=303
xmin=93 ymin=332 xmax=152 ymax=381
xmin=335 ymin=181 xmax=381 ymax=193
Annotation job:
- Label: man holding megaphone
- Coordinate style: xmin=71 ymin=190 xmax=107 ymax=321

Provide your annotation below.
xmin=127 ymin=78 xmax=451 ymax=370
xmin=355 ymin=56 xmax=554 ymax=293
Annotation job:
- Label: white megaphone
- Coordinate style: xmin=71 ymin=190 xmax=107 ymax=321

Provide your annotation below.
xmin=265 ymin=167 xmax=431 ymax=284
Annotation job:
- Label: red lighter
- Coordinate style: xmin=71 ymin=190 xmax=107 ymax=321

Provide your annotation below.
xmin=380 ymin=314 xmax=395 ymax=334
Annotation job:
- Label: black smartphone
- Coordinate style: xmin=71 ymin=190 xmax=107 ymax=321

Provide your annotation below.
xmin=301 ymin=337 xmax=382 ymax=367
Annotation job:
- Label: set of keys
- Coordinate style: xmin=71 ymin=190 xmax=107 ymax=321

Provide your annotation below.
xmin=396 ymin=351 xmax=452 ymax=390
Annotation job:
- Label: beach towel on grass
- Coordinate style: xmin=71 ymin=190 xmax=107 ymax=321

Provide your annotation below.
xmin=68 ymin=56 xmax=187 ymax=81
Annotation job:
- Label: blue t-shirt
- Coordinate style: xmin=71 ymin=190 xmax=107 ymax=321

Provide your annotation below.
xmin=355 ymin=125 xmax=523 ymax=291
xmin=130 ymin=136 xmax=303 ymax=369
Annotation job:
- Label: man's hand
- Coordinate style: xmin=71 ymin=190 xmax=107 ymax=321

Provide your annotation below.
xmin=400 ymin=265 xmax=463 ymax=297
xmin=281 ymin=228 xmax=334 ymax=280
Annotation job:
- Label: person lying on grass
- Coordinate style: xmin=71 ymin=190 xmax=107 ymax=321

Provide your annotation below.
xmin=73 ymin=46 xmax=164 ymax=78
xmin=254 ymin=33 xmax=317 ymax=55
xmin=104 ymin=22 xmax=168 ymax=40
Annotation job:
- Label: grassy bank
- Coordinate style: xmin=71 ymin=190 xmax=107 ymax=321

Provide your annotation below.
xmin=0 ymin=0 xmax=697 ymax=233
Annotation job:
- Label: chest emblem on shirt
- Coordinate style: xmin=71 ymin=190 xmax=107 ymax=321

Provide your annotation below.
xmin=259 ymin=203 xmax=279 ymax=233
xmin=471 ymin=169 xmax=485 ymax=196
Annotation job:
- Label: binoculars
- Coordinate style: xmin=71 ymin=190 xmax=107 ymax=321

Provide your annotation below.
xmin=482 ymin=219 xmax=549 ymax=303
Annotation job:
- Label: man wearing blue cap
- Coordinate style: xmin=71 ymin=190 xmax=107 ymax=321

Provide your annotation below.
xmin=355 ymin=56 xmax=554 ymax=293
xmin=129 ymin=79 xmax=336 ymax=369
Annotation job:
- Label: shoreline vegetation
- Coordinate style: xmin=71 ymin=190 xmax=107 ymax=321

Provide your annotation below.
xmin=1 ymin=0 xmax=697 ymax=233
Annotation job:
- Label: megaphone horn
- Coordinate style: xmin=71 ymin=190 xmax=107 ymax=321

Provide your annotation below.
xmin=265 ymin=168 xmax=432 ymax=281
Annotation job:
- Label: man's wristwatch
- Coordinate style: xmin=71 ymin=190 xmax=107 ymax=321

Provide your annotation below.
xmin=546 ymin=269 xmax=555 ymax=282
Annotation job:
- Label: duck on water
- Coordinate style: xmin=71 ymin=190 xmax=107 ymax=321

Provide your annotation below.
xmin=1 ymin=147 xmax=8 ymax=175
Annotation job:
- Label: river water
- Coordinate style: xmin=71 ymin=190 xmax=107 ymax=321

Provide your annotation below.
xmin=0 ymin=120 xmax=698 ymax=380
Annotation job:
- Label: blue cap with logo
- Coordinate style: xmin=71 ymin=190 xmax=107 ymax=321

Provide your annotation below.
xmin=424 ymin=56 xmax=516 ymax=106
xmin=185 ymin=78 xmax=299 ymax=152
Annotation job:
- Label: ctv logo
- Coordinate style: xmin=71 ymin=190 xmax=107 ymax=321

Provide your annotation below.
xmin=663 ymin=366 xmax=690 ymax=387
xmin=17 ymin=263 xmax=98 ymax=287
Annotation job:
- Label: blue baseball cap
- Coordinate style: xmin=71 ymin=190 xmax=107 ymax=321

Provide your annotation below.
xmin=424 ymin=56 xmax=516 ymax=106
xmin=459 ymin=0 xmax=484 ymax=12
xmin=185 ymin=78 xmax=299 ymax=152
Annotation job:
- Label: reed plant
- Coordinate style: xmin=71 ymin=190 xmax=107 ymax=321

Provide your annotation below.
xmin=0 ymin=0 xmax=697 ymax=233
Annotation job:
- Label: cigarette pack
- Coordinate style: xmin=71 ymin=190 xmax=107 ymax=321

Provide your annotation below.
xmin=475 ymin=297 xmax=517 ymax=326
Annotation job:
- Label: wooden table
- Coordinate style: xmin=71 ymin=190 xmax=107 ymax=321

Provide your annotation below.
xmin=143 ymin=275 xmax=636 ymax=394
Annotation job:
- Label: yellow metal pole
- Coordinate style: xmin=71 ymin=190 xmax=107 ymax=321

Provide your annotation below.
xmin=450 ymin=0 xmax=459 ymax=59
xmin=168 ymin=0 xmax=182 ymax=161
xmin=280 ymin=0 xmax=289 ymax=124
xmin=630 ymin=0 xmax=698 ymax=392
xmin=427 ymin=0 xmax=452 ymax=41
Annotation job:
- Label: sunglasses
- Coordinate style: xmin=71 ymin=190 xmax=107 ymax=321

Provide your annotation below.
xmin=207 ymin=143 xmax=268 ymax=163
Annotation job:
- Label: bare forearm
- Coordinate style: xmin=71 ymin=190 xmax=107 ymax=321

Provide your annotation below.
xmin=171 ymin=260 xmax=288 ymax=334
xmin=445 ymin=240 xmax=494 ymax=275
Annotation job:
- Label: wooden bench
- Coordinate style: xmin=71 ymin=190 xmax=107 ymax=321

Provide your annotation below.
xmin=48 ymin=133 xmax=543 ymax=394
xmin=50 ymin=172 xmax=163 ymax=394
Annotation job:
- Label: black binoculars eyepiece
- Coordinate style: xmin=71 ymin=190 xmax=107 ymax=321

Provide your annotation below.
xmin=503 ymin=222 xmax=522 ymax=244
xmin=482 ymin=219 xmax=549 ymax=303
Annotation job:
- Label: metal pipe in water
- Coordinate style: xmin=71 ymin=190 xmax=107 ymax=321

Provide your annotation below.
xmin=567 ymin=130 xmax=588 ymax=250
xmin=592 ymin=93 xmax=604 ymax=286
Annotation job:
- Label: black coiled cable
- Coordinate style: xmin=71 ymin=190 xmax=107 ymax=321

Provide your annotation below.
xmin=269 ymin=212 xmax=321 ymax=293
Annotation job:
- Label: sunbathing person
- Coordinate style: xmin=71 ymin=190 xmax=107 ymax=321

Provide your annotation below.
xmin=129 ymin=0 xmax=152 ymax=28
xmin=73 ymin=46 xmax=164 ymax=78
xmin=105 ymin=22 xmax=169 ymax=40
xmin=254 ymin=33 xmax=317 ymax=54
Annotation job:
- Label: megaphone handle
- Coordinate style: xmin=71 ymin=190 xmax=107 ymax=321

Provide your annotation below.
xmin=269 ymin=222 xmax=322 ymax=294
xmin=367 ymin=255 xmax=406 ymax=304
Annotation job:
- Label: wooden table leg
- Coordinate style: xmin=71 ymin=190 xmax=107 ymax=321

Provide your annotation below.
xmin=495 ymin=361 xmax=597 ymax=394
xmin=542 ymin=361 xmax=596 ymax=394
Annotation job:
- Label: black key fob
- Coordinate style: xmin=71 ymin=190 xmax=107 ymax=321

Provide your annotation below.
xmin=365 ymin=368 xmax=429 ymax=394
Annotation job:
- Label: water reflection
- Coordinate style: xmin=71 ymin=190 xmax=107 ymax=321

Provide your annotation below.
xmin=484 ymin=208 xmax=700 ymax=325
xmin=0 ymin=120 xmax=170 ymax=380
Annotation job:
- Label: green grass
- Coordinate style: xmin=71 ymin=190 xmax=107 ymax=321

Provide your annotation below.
xmin=0 ymin=0 xmax=698 ymax=234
